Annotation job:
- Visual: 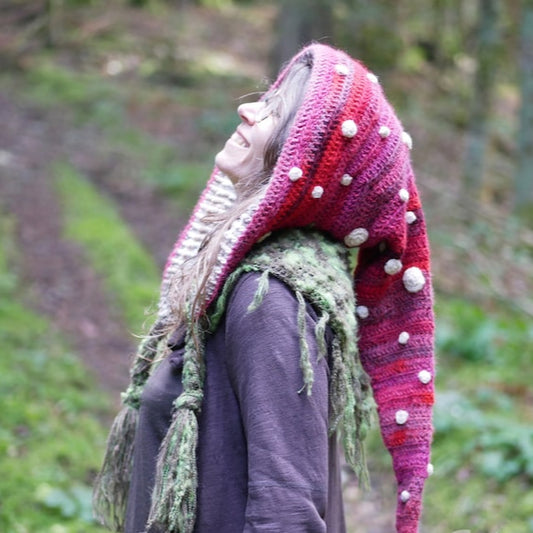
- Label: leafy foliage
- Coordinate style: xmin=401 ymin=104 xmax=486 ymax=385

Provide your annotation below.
xmin=422 ymin=296 xmax=533 ymax=532
xmin=0 ymin=213 xmax=108 ymax=532
xmin=436 ymin=300 xmax=501 ymax=362
xmin=434 ymin=390 xmax=533 ymax=483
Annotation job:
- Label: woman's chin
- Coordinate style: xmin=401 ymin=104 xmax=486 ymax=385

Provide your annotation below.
xmin=215 ymin=153 xmax=237 ymax=183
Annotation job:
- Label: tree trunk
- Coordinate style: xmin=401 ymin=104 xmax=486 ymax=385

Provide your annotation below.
xmin=269 ymin=0 xmax=333 ymax=79
xmin=462 ymin=0 xmax=499 ymax=213
xmin=515 ymin=0 xmax=533 ymax=212
xmin=46 ymin=0 xmax=63 ymax=48
xmin=431 ymin=0 xmax=446 ymax=64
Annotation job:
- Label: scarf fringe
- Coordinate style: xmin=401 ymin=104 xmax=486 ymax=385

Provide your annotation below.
xmin=124 ymin=328 xmax=166 ymax=409
xmin=147 ymin=405 xmax=199 ymax=533
xmin=92 ymin=405 xmax=139 ymax=531
xmin=247 ymin=269 xmax=270 ymax=312
xmin=314 ymin=311 xmax=330 ymax=361
xmin=240 ymin=230 xmax=373 ymax=485
xmin=209 ymin=268 xmax=245 ymax=329
xmin=328 ymin=337 xmax=373 ymax=488
xmin=296 ymin=290 xmax=314 ymax=396
xmin=147 ymin=321 xmax=205 ymax=533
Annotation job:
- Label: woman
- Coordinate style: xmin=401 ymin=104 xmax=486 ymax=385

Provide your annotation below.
xmin=93 ymin=43 xmax=435 ymax=533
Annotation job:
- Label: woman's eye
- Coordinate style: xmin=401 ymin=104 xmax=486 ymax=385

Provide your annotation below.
xmin=257 ymin=103 xmax=280 ymax=122
xmin=257 ymin=107 xmax=274 ymax=122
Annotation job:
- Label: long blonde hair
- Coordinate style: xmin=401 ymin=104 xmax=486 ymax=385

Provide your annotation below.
xmin=167 ymin=54 xmax=313 ymax=329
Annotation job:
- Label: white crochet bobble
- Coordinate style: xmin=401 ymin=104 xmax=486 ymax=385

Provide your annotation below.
xmin=384 ymin=258 xmax=403 ymax=275
xmin=405 ymin=211 xmax=417 ymax=224
xmin=398 ymin=331 xmax=410 ymax=345
xmin=311 ymin=186 xmax=324 ymax=198
xmin=403 ymin=266 xmax=426 ymax=293
xmin=344 ymin=227 xmax=369 ymax=247
xmin=399 ymin=188 xmax=410 ymax=202
xmin=418 ymin=370 xmax=432 ymax=384
xmin=379 ymin=125 xmax=391 ymax=138
xmin=341 ymin=173 xmax=353 ymax=186
xmin=427 ymin=463 xmax=434 ymax=476
xmin=288 ymin=166 xmax=303 ymax=182
xmin=367 ymin=72 xmax=379 ymax=83
xmin=341 ymin=120 xmax=358 ymax=138
xmin=395 ymin=410 xmax=409 ymax=425
xmin=335 ymin=64 xmax=349 ymax=76
xmin=356 ymin=305 xmax=369 ymax=319
xmin=400 ymin=490 xmax=411 ymax=503
xmin=401 ymin=131 xmax=413 ymax=149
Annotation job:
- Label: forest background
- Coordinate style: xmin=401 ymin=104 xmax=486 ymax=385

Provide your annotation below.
xmin=0 ymin=0 xmax=532 ymax=532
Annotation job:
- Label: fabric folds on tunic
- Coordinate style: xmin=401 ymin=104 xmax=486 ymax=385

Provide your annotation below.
xmin=125 ymin=272 xmax=346 ymax=533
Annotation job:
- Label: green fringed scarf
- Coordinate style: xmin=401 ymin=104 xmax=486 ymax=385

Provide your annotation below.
xmin=93 ymin=228 xmax=374 ymax=532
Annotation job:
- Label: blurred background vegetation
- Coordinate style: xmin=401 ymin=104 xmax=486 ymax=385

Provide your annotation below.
xmin=0 ymin=0 xmax=532 ymax=532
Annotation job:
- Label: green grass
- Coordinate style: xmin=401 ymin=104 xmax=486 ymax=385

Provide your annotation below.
xmin=0 ymin=214 xmax=109 ymax=533
xmin=54 ymin=163 xmax=160 ymax=332
xmin=421 ymin=297 xmax=533 ymax=533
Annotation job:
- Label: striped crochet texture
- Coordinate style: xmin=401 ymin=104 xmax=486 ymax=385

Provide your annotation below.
xmin=159 ymin=43 xmax=435 ymax=532
xmin=93 ymin=43 xmax=435 ymax=533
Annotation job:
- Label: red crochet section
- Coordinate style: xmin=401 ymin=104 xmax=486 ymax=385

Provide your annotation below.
xmin=164 ymin=43 xmax=435 ymax=533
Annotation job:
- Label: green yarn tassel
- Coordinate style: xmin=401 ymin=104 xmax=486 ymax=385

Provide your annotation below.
xmin=92 ymin=405 xmax=139 ymax=531
xmin=208 ymin=268 xmax=245 ymax=330
xmin=314 ymin=311 xmax=330 ymax=361
xmin=247 ymin=269 xmax=270 ymax=312
xmin=296 ymin=290 xmax=314 ymax=396
xmin=328 ymin=337 xmax=349 ymax=436
xmin=328 ymin=337 xmax=371 ymax=488
xmin=147 ymin=400 xmax=200 ymax=533
xmin=124 ymin=327 xmax=167 ymax=410
xmin=147 ymin=322 xmax=205 ymax=533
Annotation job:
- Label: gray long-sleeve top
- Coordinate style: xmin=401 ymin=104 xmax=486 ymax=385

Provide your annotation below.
xmin=125 ymin=272 xmax=346 ymax=532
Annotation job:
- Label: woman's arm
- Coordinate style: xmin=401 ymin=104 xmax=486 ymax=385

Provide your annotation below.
xmin=225 ymin=273 xmax=330 ymax=533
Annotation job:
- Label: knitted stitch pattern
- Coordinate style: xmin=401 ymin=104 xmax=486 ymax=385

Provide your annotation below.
xmin=159 ymin=43 xmax=435 ymax=532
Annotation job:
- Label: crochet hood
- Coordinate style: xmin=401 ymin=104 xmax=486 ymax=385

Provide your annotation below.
xmin=162 ymin=43 xmax=435 ymax=532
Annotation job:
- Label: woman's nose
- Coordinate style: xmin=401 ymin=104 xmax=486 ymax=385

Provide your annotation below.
xmin=237 ymin=101 xmax=264 ymax=125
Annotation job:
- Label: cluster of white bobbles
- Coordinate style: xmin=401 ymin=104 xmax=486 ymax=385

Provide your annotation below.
xmin=349 ymin=138 xmax=434 ymax=504
xmin=286 ymin=62 xmax=434 ymax=506
xmin=286 ymin=63 xmax=413 ymax=206
xmin=342 ymin=63 xmax=434 ymax=506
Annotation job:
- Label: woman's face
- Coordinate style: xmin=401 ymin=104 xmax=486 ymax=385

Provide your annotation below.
xmin=215 ymin=100 xmax=277 ymax=184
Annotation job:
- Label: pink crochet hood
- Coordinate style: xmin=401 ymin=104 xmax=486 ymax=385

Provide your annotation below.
xmin=160 ymin=43 xmax=435 ymax=532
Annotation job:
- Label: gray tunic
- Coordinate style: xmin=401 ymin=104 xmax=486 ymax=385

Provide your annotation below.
xmin=125 ymin=272 xmax=346 ymax=532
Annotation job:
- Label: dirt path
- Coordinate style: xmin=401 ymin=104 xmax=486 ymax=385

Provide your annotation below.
xmin=0 ymin=91 xmax=181 ymax=395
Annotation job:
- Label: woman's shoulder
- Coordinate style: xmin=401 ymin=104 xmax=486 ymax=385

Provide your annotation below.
xmin=227 ymin=270 xmax=324 ymax=330
xmin=229 ymin=270 xmax=298 ymax=314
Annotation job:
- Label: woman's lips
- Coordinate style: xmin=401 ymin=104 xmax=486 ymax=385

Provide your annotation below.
xmin=233 ymin=128 xmax=250 ymax=148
